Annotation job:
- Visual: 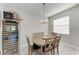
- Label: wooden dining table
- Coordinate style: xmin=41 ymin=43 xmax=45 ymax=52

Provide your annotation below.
xmin=32 ymin=35 xmax=55 ymax=54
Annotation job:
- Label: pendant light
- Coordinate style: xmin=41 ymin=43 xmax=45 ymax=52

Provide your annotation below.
xmin=40 ymin=3 xmax=48 ymax=24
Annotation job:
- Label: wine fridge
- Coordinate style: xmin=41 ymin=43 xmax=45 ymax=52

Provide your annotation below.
xmin=0 ymin=20 xmax=19 ymax=55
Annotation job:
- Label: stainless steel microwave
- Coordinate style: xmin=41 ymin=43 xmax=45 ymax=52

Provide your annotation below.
xmin=0 ymin=11 xmax=13 ymax=20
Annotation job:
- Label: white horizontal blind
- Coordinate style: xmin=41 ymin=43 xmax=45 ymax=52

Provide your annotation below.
xmin=53 ymin=16 xmax=69 ymax=34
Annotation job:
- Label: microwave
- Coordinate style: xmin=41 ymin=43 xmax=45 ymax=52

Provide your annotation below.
xmin=0 ymin=11 xmax=13 ymax=20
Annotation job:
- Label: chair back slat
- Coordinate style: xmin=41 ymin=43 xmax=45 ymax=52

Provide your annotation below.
xmin=33 ymin=32 xmax=44 ymax=39
xmin=51 ymin=32 xmax=58 ymax=36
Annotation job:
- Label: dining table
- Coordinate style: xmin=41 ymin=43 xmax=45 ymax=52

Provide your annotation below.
xmin=32 ymin=35 xmax=55 ymax=54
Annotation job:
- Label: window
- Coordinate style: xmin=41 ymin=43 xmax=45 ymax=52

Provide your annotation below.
xmin=53 ymin=16 xmax=69 ymax=34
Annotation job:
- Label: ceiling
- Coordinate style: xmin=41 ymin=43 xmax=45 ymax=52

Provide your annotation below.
xmin=2 ymin=3 xmax=78 ymax=17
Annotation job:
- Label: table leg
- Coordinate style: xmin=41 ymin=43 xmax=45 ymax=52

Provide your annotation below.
xmin=40 ymin=46 xmax=43 ymax=55
xmin=44 ymin=40 xmax=47 ymax=55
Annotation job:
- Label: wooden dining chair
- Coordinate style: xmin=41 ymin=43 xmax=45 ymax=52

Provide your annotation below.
xmin=32 ymin=32 xmax=44 ymax=54
xmin=32 ymin=32 xmax=44 ymax=39
xmin=26 ymin=36 xmax=32 ymax=55
xmin=51 ymin=32 xmax=58 ymax=36
xmin=51 ymin=34 xmax=61 ymax=55
xmin=43 ymin=32 xmax=61 ymax=55
xmin=26 ymin=36 xmax=40 ymax=55
xmin=42 ymin=34 xmax=57 ymax=55
xmin=43 ymin=40 xmax=55 ymax=55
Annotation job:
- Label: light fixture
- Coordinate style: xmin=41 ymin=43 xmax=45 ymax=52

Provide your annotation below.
xmin=40 ymin=3 xmax=48 ymax=24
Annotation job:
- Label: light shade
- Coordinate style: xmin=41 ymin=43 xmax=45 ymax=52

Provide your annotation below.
xmin=40 ymin=18 xmax=48 ymax=24
xmin=44 ymin=19 xmax=48 ymax=23
xmin=40 ymin=20 xmax=44 ymax=24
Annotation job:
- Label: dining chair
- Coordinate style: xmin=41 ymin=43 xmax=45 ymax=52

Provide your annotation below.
xmin=43 ymin=37 xmax=55 ymax=55
xmin=51 ymin=33 xmax=61 ymax=55
xmin=32 ymin=32 xmax=44 ymax=39
xmin=26 ymin=36 xmax=40 ymax=55
xmin=43 ymin=32 xmax=61 ymax=55
xmin=32 ymin=32 xmax=44 ymax=54
xmin=51 ymin=32 xmax=58 ymax=36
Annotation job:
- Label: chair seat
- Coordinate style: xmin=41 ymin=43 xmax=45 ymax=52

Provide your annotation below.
xmin=33 ymin=43 xmax=40 ymax=50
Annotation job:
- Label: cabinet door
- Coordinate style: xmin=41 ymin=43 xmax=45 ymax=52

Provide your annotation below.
xmin=2 ymin=21 xmax=18 ymax=55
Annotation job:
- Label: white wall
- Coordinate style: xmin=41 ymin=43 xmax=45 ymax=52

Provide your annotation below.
xmin=49 ymin=5 xmax=79 ymax=49
xmin=19 ymin=12 xmax=48 ymax=54
xmin=0 ymin=3 xmax=48 ymax=55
